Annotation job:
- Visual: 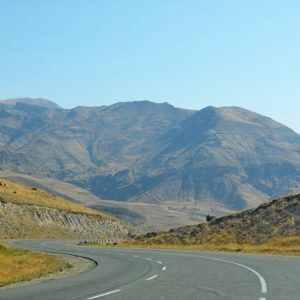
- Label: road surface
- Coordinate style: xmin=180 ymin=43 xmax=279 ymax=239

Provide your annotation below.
xmin=1 ymin=240 xmax=300 ymax=300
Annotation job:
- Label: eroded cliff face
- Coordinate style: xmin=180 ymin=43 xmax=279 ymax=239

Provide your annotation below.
xmin=0 ymin=201 xmax=133 ymax=241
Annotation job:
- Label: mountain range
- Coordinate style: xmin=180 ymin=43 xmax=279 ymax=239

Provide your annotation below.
xmin=1 ymin=97 xmax=300 ymax=211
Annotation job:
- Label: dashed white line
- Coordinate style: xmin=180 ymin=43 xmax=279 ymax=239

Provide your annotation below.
xmin=88 ymin=289 xmax=120 ymax=299
xmin=259 ymin=298 xmax=266 ymax=300
xmin=162 ymin=266 xmax=167 ymax=271
xmin=157 ymin=260 xmax=162 ymax=264
xmin=146 ymin=274 xmax=158 ymax=281
xmin=119 ymin=253 xmax=125 ymax=256
xmin=133 ymin=255 xmax=140 ymax=258
xmin=145 ymin=257 xmax=152 ymax=261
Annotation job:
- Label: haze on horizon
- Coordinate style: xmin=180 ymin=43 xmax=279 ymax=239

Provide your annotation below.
xmin=0 ymin=1 xmax=299 ymax=133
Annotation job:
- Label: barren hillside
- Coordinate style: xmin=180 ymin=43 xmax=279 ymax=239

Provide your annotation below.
xmin=0 ymin=179 xmax=133 ymax=240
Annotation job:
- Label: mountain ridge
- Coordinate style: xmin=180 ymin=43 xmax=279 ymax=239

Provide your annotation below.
xmin=0 ymin=97 xmax=62 ymax=109
xmin=0 ymin=98 xmax=300 ymax=212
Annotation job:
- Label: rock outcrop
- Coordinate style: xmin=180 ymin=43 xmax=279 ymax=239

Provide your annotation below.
xmin=0 ymin=200 xmax=133 ymax=241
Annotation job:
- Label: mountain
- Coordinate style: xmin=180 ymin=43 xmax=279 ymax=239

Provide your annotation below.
xmin=124 ymin=106 xmax=300 ymax=208
xmin=0 ymin=98 xmax=300 ymax=212
xmin=0 ymin=99 xmax=193 ymax=180
xmin=0 ymin=97 xmax=61 ymax=109
xmin=132 ymin=193 xmax=300 ymax=251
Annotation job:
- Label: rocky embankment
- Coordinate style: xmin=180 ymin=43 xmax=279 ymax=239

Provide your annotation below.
xmin=0 ymin=179 xmax=134 ymax=241
xmin=0 ymin=200 xmax=132 ymax=241
xmin=133 ymin=193 xmax=300 ymax=245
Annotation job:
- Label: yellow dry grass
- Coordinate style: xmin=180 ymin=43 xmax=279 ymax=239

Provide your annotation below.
xmin=0 ymin=244 xmax=69 ymax=286
xmin=88 ymin=235 xmax=300 ymax=256
xmin=0 ymin=179 xmax=115 ymax=220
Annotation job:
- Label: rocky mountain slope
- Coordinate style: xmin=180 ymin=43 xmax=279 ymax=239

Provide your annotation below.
xmin=127 ymin=106 xmax=300 ymax=208
xmin=0 ymin=179 xmax=133 ymax=240
xmin=133 ymin=193 xmax=300 ymax=246
xmin=1 ymin=98 xmax=300 ymax=210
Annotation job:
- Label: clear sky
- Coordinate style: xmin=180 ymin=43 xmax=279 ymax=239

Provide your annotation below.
xmin=0 ymin=1 xmax=300 ymax=132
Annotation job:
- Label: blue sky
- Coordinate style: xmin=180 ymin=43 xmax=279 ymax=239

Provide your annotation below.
xmin=0 ymin=1 xmax=300 ymax=132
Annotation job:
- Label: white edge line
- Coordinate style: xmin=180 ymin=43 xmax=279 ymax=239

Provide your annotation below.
xmin=104 ymin=249 xmax=266 ymax=297
xmin=146 ymin=274 xmax=158 ymax=281
xmin=181 ymin=254 xmax=267 ymax=294
xmin=139 ymin=251 xmax=267 ymax=295
xmin=88 ymin=289 xmax=120 ymax=299
xmin=221 ymin=259 xmax=267 ymax=294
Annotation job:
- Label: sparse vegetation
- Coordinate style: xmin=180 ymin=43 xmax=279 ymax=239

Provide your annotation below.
xmin=87 ymin=235 xmax=300 ymax=256
xmin=0 ymin=244 xmax=70 ymax=287
xmin=88 ymin=193 xmax=299 ymax=256
xmin=0 ymin=178 xmax=132 ymax=240
xmin=0 ymin=179 xmax=115 ymax=220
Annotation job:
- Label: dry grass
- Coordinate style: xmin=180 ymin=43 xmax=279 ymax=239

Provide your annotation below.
xmin=0 ymin=179 xmax=115 ymax=220
xmin=88 ymin=235 xmax=300 ymax=256
xmin=0 ymin=244 xmax=70 ymax=286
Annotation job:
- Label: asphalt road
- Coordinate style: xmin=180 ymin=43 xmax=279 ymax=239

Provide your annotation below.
xmin=1 ymin=240 xmax=300 ymax=300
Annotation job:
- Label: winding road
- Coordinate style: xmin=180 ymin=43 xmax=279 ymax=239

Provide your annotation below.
xmin=1 ymin=240 xmax=300 ymax=300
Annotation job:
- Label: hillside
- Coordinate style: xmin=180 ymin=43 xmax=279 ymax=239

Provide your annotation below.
xmin=0 ymin=172 xmax=232 ymax=232
xmin=0 ymin=179 xmax=133 ymax=240
xmin=1 ymin=98 xmax=300 ymax=212
xmin=133 ymin=193 xmax=300 ymax=249
xmin=128 ymin=106 xmax=300 ymax=208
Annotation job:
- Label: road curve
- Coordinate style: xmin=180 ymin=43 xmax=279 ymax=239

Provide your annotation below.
xmin=1 ymin=240 xmax=300 ymax=300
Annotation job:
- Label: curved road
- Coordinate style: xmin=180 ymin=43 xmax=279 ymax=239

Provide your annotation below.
xmin=1 ymin=240 xmax=300 ymax=300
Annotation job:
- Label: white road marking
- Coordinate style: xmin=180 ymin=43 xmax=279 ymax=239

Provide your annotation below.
xmin=146 ymin=274 xmax=158 ymax=281
xmin=128 ymin=250 xmax=268 ymax=298
xmin=133 ymin=255 xmax=140 ymax=258
xmin=119 ymin=253 xmax=125 ymax=256
xmin=100 ymin=249 xmax=267 ymax=299
xmin=207 ymin=258 xmax=267 ymax=294
xmin=88 ymin=289 xmax=120 ymax=299
xmin=181 ymin=254 xmax=267 ymax=294
xmin=162 ymin=266 xmax=167 ymax=271
xmin=157 ymin=260 xmax=162 ymax=264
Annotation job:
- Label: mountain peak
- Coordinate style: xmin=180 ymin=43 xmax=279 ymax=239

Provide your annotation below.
xmin=0 ymin=97 xmax=61 ymax=109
